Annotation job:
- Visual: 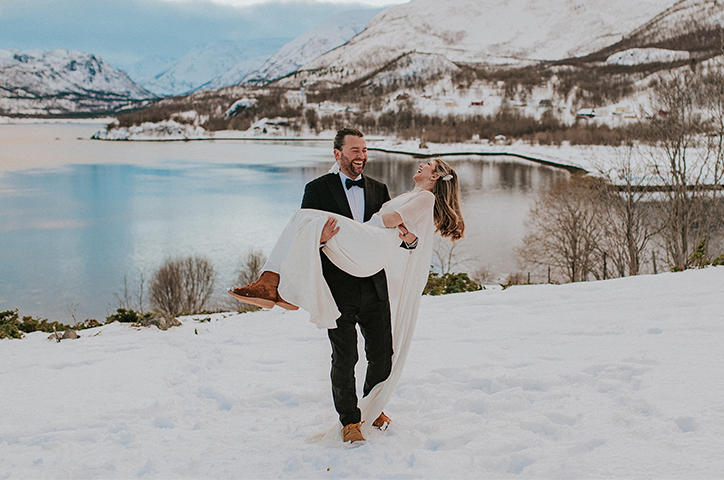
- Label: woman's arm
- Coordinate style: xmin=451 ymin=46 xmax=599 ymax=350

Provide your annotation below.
xmin=381 ymin=211 xmax=403 ymax=228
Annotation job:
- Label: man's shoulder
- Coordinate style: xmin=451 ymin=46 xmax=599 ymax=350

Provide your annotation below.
xmin=305 ymin=173 xmax=337 ymax=189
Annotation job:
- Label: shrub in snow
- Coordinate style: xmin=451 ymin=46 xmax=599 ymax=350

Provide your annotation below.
xmin=0 ymin=309 xmax=72 ymax=340
xmin=105 ymin=308 xmax=150 ymax=324
xmin=103 ymin=309 xmax=181 ymax=330
xmin=712 ymin=253 xmax=724 ymax=266
xmin=688 ymin=239 xmax=724 ymax=268
xmin=688 ymin=239 xmax=709 ymax=268
xmin=423 ymin=272 xmax=482 ymax=296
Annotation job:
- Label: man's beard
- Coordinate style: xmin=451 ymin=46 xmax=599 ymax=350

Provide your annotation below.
xmin=340 ymin=152 xmax=366 ymax=177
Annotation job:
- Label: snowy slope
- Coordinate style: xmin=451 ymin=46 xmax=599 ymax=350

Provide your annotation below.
xmin=119 ymin=54 xmax=178 ymax=87
xmin=242 ymin=8 xmax=381 ymax=86
xmin=1 ymin=267 xmax=723 ymax=477
xmin=624 ymin=0 xmax=724 ymax=46
xmin=276 ymin=0 xmax=679 ymax=88
xmin=142 ymin=41 xmax=259 ymax=96
xmin=196 ymin=55 xmax=269 ymax=91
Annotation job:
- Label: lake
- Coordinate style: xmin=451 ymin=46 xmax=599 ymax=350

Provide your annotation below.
xmin=0 ymin=123 xmax=569 ymax=322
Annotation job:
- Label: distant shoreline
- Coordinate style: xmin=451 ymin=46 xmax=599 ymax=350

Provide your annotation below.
xmin=1 ymin=119 xmax=589 ymax=174
xmin=368 ymin=146 xmax=587 ymax=174
xmin=87 ymin=127 xmax=590 ymax=174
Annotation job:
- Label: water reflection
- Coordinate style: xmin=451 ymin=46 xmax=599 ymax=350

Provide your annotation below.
xmin=0 ymin=128 xmax=568 ymax=321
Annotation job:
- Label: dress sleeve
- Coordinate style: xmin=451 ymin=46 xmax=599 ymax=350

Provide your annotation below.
xmin=395 ymin=190 xmax=435 ymax=229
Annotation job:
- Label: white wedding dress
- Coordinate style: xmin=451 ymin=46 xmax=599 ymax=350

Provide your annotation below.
xmin=263 ymin=186 xmax=436 ymax=444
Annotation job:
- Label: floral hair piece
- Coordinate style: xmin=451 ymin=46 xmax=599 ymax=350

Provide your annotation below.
xmin=441 ymin=174 xmax=453 ymax=181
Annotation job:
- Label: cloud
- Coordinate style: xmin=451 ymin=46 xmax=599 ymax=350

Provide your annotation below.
xmin=0 ymin=0 xmax=385 ymax=69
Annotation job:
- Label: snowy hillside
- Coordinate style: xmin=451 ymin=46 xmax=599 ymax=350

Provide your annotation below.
xmin=1 ymin=268 xmax=723 ymax=477
xmin=623 ymin=0 xmax=724 ymax=47
xmin=0 ymin=49 xmax=154 ymax=115
xmin=142 ymin=41 xmax=265 ymax=97
xmin=275 ymin=0 xmax=678 ymax=88
xmin=196 ymin=56 xmax=269 ymax=91
xmin=242 ymin=8 xmax=381 ymax=87
xmin=119 ymin=54 xmax=178 ymax=88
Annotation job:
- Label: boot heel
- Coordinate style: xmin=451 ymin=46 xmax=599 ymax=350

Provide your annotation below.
xmin=275 ymin=296 xmax=299 ymax=311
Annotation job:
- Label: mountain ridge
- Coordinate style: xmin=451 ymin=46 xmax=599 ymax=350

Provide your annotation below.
xmin=0 ymin=48 xmax=154 ymax=116
xmin=273 ymin=0 xmax=681 ymax=89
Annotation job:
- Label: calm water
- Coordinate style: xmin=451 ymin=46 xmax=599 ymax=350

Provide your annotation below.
xmin=0 ymin=124 xmax=568 ymax=321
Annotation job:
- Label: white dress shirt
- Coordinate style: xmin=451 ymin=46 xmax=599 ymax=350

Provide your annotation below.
xmin=338 ymin=171 xmax=365 ymax=223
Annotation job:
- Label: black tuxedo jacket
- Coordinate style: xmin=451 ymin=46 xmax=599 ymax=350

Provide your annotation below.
xmin=301 ymin=173 xmax=391 ymax=301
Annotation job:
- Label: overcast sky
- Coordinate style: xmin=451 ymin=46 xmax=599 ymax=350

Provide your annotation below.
xmin=0 ymin=0 xmax=407 ymax=69
xmin=159 ymin=0 xmax=405 ymax=6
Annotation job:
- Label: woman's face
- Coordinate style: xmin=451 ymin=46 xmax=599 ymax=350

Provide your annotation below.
xmin=413 ymin=160 xmax=439 ymax=184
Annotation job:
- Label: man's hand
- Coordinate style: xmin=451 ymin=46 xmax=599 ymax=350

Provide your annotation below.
xmin=321 ymin=217 xmax=340 ymax=244
xmin=398 ymin=224 xmax=417 ymax=244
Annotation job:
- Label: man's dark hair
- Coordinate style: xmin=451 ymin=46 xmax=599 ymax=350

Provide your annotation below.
xmin=334 ymin=127 xmax=364 ymax=151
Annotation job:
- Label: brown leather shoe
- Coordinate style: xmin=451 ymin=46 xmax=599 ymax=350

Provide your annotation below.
xmin=227 ymin=271 xmax=280 ymax=309
xmin=342 ymin=422 xmax=365 ymax=445
xmin=372 ymin=412 xmax=391 ymax=430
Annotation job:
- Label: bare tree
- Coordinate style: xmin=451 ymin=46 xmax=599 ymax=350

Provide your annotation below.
xmin=518 ymin=175 xmax=606 ymax=283
xmin=114 ymin=270 xmax=147 ymax=312
xmin=431 ymin=237 xmax=478 ymax=275
xmin=223 ymin=248 xmax=267 ymax=312
xmin=66 ymin=302 xmax=79 ymax=326
xmin=696 ymin=59 xmax=724 ymax=257
xmin=149 ymin=255 xmax=216 ymax=315
xmin=236 ymin=248 xmax=267 ymax=286
xmin=647 ymin=69 xmax=719 ymax=269
xmin=181 ymin=256 xmax=216 ymax=314
xmin=432 ymin=237 xmax=461 ymax=275
xmin=594 ymin=142 xmax=659 ymax=277
xmin=149 ymin=259 xmax=185 ymax=315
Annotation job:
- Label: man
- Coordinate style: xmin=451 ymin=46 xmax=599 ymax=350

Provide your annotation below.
xmin=302 ymin=127 xmax=412 ymax=444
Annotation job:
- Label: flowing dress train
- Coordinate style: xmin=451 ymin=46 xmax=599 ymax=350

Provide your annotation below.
xmin=262 ymin=187 xmax=436 ymax=444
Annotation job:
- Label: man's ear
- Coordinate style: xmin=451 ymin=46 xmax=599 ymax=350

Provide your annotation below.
xmin=333 ymin=149 xmax=341 ymax=162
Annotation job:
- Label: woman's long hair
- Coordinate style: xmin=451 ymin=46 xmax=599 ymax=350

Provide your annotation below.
xmin=431 ymin=158 xmax=465 ymax=241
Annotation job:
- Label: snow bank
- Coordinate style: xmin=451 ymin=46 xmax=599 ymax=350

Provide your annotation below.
xmin=606 ymin=48 xmax=690 ymax=66
xmin=92 ymin=120 xmax=208 ymax=141
xmin=1 ymin=268 xmax=723 ymax=478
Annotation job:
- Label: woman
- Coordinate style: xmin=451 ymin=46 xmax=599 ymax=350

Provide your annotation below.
xmin=229 ymin=158 xmax=464 ymax=442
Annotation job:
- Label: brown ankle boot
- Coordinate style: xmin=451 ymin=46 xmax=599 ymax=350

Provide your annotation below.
xmin=372 ymin=412 xmax=391 ymax=430
xmin=228 ymin=271 xmax=280 ymax=309
xmin=342 ymin=422 xmax=365 ymax=445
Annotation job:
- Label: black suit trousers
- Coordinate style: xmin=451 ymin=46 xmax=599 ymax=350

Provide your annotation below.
xmin=322 ymin=252 xmax=393 ymax=426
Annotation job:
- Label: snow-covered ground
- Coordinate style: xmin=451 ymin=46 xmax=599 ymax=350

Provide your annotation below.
xmin=2 ymin=268 xmax=723 ymax=478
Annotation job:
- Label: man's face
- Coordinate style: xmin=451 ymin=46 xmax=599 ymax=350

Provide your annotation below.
xmin=334 ymin=135 xmax=367 ymax=178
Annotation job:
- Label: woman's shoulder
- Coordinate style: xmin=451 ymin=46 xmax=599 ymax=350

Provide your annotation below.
xmin=412 ymin=187 xmax=435 ymax=203
xmin=417 ymin=188 xmax=434 ymax=199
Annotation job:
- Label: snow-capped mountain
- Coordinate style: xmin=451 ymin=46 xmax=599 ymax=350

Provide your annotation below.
xmin=0 ymin=49 xmax=154 ymax=115
xmin=120 ymin=54 xmax=179 ymax=87
xmin=275 ymin=0 xmax=680 ymax=89
xmin=141 ymin=41 xmax=261 ymax=97
xmin=242 ymin=8 xmax=381 ymax=87
xmin=196 ymin=56 xmax=269 ymax=92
